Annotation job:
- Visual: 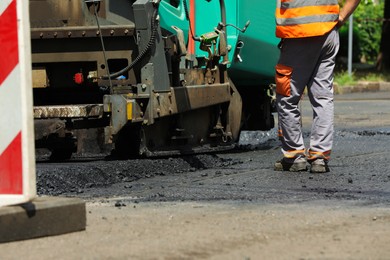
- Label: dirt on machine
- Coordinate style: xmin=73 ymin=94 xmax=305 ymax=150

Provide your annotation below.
xmin=30 ymin=0 xmax=279 ymax=160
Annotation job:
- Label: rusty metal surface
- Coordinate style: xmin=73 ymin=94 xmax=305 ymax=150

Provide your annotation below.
xmin=32 ymin=68 xmax=48 ymax=88
xmin=29 ymin=0 xmax=135 ymax=28
xmin=34 ymin=104 xmax=104 ymax=119
xmin=34 ymin=119 xmax=66 ymax=139
xmin=32 ymin=50 xmax=132 ymax=64
xmin=31 ymin=25 xmax=135 ymax=39
xmin=225 ymin=82 xmax=243 ymax=141
xmin=153 ymin=84 xmax=231 ymax=118
xmin=103 ymin=95 xmax=128 ymax=136
xmin=30 ymin=0 xmax=91 ymax=27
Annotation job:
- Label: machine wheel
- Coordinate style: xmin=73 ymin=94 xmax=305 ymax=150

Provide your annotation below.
xmin=49 ymin=148 xmax=74 ymax=161
xmin=111 ymin=123 xmax=143 ymax=159
xmin=48 ymin=134 xmax=77 ymax=161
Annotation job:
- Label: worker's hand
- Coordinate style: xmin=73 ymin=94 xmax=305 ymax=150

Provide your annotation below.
xmin=336 ymin=15 xmax=346 ymax=29
xmin=337 ymin=0 xmax=361 ymax=28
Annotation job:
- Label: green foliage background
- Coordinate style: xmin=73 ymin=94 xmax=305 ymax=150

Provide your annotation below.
xmin=338 ymin=0 xmax=384 ymax=64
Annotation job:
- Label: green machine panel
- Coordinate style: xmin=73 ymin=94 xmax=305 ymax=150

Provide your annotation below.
xmin=229 ymin=1 xmax=280 ymax=86
xmin=159 ymin=0 xmax=280 ymax=86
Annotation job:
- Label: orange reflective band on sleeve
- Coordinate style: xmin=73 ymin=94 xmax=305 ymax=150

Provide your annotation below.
xmin=308 ymin=150 xmax=331 ymax=160
xmin=278 ymin=129 xmax=283 ymax=137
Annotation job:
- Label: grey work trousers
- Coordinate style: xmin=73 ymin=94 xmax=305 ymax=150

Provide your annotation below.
xmin=275 ymin=28 xmax=340 ymax=162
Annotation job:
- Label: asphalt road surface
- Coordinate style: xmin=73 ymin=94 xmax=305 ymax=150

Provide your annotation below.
xmin=1 ymin=91 xmax=390 ymax=259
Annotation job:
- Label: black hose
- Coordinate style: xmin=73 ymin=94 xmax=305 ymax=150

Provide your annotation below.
xmin=183 ymin=0 xmax=190 ymax=21
xmin=103 ymin=8 xmax=159 ymax=80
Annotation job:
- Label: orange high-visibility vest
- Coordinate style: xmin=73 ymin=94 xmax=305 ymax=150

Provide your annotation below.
xmin=276 ymin=0 xmax=340 ymax=38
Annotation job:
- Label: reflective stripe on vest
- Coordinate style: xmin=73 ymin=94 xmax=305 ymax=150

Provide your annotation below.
xmin=276 ymin=0 xmax=339 ymax=38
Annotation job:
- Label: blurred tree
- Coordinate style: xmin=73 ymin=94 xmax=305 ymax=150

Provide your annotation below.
xmin=378 ymin=0 xmax=390 ymax=71
xmin=337 ymin=0 xmax=384 ymax=68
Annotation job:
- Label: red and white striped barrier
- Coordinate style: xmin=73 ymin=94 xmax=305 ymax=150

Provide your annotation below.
xmin=0 ymin=0 xmax=36 ymax=207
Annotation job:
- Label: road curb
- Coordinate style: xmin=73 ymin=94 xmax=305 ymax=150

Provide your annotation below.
xmin=0 ymin=197 xmax=86 ymax=243
xmin=334 ymin=81 xmax=390 ymax=95
xmin=379 ymin=82 xmax=390 ymax=92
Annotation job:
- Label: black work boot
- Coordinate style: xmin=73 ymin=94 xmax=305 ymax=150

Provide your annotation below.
xmin=274 ymin=157 xmax=308 ymax=172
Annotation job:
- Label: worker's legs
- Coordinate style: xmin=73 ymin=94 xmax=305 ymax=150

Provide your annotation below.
xmin=276 ymin=35 xmax=326 ymax=163
xmin=307 ymin=28 xmax=340 ymax=162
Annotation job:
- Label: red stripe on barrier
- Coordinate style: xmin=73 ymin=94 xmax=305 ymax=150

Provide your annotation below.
xmin=0 ymin=132 xmax=23 ymax=194
xmin=0 ymin=0 xmax=19 ymax=86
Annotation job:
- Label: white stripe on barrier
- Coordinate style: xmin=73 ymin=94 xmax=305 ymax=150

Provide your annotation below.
xmin=17 ymin=0 xmax=36 ymax=201
xmin=0 ymin=0 xmax=13 ymax=15
xmin=0 ymin=65 xmax=22 ymax=154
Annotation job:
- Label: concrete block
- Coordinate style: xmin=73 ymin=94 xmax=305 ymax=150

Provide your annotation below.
xmin=356 ymin=81 xmax=380 ymax=92
xmin=0 ymin=197 xmax=86 ymax=243
xmin=337 ymin=86 xmax=352 ymax=95
xmin=379 ymin=82 xmax=390 ymax=92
